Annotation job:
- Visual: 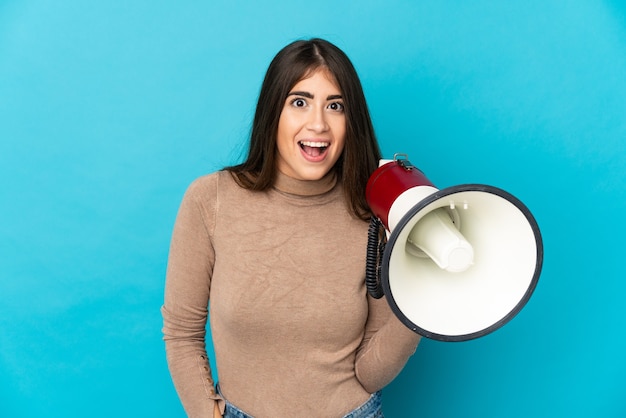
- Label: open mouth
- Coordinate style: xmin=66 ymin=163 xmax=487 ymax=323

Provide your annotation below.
xmin=299 ymin=140 xmax=329 ymax=158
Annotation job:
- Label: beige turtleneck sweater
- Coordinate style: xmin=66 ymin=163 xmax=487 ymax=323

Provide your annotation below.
xmin=161 ymin=170 xmax=420 ymax=418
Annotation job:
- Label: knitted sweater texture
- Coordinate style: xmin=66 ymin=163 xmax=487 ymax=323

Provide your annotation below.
xmin=161 ymin=170 xmax=419 ymax=418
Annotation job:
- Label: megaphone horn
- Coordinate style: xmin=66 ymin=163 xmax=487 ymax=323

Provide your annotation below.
xmin=365 ymin=153 xmax=543 ymax=342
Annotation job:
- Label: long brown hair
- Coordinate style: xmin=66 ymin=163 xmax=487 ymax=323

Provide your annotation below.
xmin=225 ymin=38 xmax=381 ymax=220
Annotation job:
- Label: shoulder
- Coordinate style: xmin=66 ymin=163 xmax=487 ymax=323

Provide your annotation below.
xmin=181 ymin=171 xmax=251 ymax=217
xmin=175 ymin=171 xmax=239 ymax=232
xmin=184 ymin=171 xmax=235 ymax=200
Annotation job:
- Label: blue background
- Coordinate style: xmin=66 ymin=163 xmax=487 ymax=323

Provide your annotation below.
xmin=1 ymin=1 xmax=625 ymax=417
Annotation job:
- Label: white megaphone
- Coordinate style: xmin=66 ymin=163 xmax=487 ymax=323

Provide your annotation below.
xmin=365 ymin=154 xmax=543 ymax=341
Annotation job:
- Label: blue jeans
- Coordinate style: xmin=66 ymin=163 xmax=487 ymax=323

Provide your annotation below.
xmin=216 ymin=385 xmax=384 ymax=418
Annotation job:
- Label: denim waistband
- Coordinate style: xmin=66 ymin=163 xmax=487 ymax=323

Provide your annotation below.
xmin=216 ymin=384 xmax=383 ymax=418
xmin=216 ymin=383 xmax=252 ymax=418
xmin=342 ymin=390 xmax=383 ymax=418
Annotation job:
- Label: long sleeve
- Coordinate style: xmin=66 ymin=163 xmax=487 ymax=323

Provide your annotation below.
xmin=354 ymin=295 xmax=421 ymax=393
xmin=161 ymin=176 xmax=222 ymax=418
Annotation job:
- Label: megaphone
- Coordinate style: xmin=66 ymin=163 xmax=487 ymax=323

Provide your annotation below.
xmin=365 ymin=154 xmax=543 ymax=342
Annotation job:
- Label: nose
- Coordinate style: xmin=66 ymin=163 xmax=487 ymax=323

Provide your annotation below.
xmin=306 ymin=107 xmax=329 ymax=133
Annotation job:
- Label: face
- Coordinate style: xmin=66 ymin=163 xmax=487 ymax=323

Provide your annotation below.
xmin=275 ymin=68 xmax=346 ymax=181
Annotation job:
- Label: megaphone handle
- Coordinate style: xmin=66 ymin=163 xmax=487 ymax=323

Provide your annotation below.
xmin=365 ymin=217 xmax=386 ymax=299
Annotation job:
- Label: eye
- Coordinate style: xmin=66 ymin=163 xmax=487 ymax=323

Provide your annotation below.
xmin=328 ymin=102 xmax=344 ymax=112
xmin=290 ymin=98 xmax=307 ymax=108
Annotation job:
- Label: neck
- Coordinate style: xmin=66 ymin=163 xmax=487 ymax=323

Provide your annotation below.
xmin=273 ymin=170 xmax=338 ymax=196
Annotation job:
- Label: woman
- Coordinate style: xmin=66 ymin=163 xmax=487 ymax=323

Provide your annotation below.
xmin=162 ymin=38 xmax=420 ymax=418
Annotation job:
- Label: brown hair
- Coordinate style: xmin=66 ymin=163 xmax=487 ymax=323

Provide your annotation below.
xmin=225 ymin=38 xmax=381 ymax=220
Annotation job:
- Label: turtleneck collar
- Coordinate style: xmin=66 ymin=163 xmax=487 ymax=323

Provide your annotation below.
xmin=273 ymin=170 xmax=338 ymax=196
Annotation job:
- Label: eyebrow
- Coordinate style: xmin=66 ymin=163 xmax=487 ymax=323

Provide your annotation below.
xmin=287 ymin=91 xmax=343 ymax=100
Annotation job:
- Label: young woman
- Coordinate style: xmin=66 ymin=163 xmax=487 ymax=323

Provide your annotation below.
xmin=162 ymin=38 xmax=420 ymax=418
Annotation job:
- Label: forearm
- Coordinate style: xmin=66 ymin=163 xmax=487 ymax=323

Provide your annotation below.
xmin=355 ymin=303 xmax=420 ymax=393
xmin=163 ymin=306 xmax=220 ymax=417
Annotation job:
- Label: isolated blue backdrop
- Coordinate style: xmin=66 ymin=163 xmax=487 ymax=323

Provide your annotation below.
xmin=1 ymin=1 xmax=625 ymax=417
